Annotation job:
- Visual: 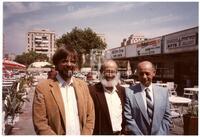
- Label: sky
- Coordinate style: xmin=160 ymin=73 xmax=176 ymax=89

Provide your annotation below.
xmin=3 ymin=1 xmax=199 ymax=55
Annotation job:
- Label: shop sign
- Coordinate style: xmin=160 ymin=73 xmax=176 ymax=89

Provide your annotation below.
xmin=126 ymin=43 xmax=137 ymax=57
xmin=180 ymin=33 xmax=196 ymax=47
xmin=110 ymin=47 xmax=125 ymax=59
xmin=164 ymin=27 xmax=198 ymax=54
xmin=166 ymin=33 xmax=196 ymax=49
xmin=136 ymin=37 xmax=161 ymax=56
xmin=104 ymin=50 xmax=112 ymax=59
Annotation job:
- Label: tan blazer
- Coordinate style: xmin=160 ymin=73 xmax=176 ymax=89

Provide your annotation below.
xmin=32 ymin=77 xmax=95 ymax=135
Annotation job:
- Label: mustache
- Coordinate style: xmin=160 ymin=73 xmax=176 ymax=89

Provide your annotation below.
xmin=63 ymin=66 xmax=75 ymax=70
xmin=100 ymin=73 xmax=120 ymax=87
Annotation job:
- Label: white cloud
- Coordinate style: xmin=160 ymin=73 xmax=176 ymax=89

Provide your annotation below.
xmin=9 ymin=3 xmax=137 ymax=29
xmin=4 ymin=2 xmax=70 ymax=19
xmin=62 ymin=3 xmax=136 ymax=20
xmin=4 ymin=3 xmax=41 ymax=18
xmin=127 ymin=14 xmax=182 ymax=27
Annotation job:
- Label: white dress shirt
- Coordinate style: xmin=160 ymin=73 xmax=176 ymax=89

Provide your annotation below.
xmin=56 ymin=74 xmax=80 ymax=135
xmin=140 ymin=83 xmax=154 ymax=110
xmin=104 ymin=86 xmax=122 ymax=132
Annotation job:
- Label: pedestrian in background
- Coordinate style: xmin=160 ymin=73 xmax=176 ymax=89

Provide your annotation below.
xmin=47 ymin=67 xmax=57 ymax=79
xmin=89 ymin=59 xmax=126 ymax=135
xmin=124 ymin=60 xmax=171 ymax=135
xmin=32 ymin=45 xmax=95 ymax=135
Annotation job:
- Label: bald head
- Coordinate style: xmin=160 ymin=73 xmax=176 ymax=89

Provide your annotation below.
xmin=100 ymin=59 xmax=118 ymax=73
xmin=137 ymin=61 xmax=156 ymax=87
xmin=137 ymin=61 xmax=156 ymax=71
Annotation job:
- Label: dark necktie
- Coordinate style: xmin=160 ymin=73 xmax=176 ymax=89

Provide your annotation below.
xmin=145 ymin=88 xmax=154 ymax=125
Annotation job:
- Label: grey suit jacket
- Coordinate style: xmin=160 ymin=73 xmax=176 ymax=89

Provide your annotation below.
xmin=124 ymin=83 xmax=171 ymax=135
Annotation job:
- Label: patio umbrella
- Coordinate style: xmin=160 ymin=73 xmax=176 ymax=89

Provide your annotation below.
xmin=28 ymin=61 xmax=51 ymax=68
xmin=3 ymin=59 xmax=26 ymax=69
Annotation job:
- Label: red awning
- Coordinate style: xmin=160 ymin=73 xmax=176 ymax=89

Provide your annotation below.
xmin=3 ymin=59 xmax=26 ymax=69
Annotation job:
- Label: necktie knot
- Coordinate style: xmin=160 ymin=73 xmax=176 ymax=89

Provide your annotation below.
xmin=145 ymin=87 xmax=150 ymax=92
xmin=145 ymin=88 xmax=151 ymax=101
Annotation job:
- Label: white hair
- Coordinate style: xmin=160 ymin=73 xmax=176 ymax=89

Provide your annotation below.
xmin=100 ymin=72 xmax=120 ymax=88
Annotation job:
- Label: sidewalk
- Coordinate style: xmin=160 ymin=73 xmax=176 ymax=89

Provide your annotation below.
xmin=9 ymin=88 xmax=36 ymax=135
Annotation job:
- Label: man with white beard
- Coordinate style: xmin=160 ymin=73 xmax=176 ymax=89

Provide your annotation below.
xmin=89 ymin=59 xmax=126 ymax=135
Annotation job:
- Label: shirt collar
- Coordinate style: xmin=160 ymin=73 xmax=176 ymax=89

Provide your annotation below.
xmin=140 ymin=83 xmax=153 ymax=92
xmin=56 ymin=73 xmax=73 ymax=87
xmin=103 ymin=85 xmax=118 ymax=94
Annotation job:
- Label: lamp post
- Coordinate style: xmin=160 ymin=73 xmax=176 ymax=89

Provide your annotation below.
xmin=90 ymin=49 xmax=103 ymax=72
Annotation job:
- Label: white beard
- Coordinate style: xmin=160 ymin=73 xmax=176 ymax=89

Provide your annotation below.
xmin=100 ymin=73 xmax=120 ymax=88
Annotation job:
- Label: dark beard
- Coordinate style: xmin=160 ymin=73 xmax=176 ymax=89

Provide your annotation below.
xmin=59 ymin=69 xmax=73 ymax=80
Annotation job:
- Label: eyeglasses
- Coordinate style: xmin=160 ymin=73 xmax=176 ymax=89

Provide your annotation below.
xmin=60 ymin=59 xmax=76 ymax=66
xmin=103 ymin=70 xmax=117 ymax=75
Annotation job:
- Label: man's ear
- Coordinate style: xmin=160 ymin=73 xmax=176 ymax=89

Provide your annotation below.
xmin=134 ymin=69 xmax=138 ymax=75
xmin=153 ymin=70 xmax=156 ymax=77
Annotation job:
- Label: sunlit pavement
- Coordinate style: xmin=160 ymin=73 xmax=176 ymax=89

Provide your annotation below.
xmin=170 ymin=118 xmax=184 ymax=135
xmin=9 ymin=87 xmax=36 ymax=135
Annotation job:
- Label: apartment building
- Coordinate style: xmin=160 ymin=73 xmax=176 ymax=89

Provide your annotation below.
xmin=27 ymin=29 xmax=56 ymax=60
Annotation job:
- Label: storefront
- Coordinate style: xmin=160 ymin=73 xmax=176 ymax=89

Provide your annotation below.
xmin=127 ymin=51 xmax=198 ymax=96
xmin=105 ymin=27 xmax=198 ymax=95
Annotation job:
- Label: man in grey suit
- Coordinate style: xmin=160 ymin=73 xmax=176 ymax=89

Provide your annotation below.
xmin=124 ymin=61 xmax=171 ymax=135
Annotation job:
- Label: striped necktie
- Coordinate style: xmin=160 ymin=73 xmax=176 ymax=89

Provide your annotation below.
xmin=145 ymin=88 xmax=154 ymax=125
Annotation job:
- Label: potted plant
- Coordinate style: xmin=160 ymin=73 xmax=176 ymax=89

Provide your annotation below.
xmin=183 ymin=99 xmax=198 ymax=135
xmin=3 ymin=80 xmax=30 ymax=134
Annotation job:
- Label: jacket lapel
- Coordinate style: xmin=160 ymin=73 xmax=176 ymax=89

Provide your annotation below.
xmin=95 ymin=83 xmax=112 ymax=129
xmin=49 ymin=80 xmax=66 ymax=127
xmin=116 ymin=84 xmax=125 ymax=107
xmin=151 ymin=84 xmax=163 ymax=134
xmin=72 ymin=78 xmax=84 ymax=129
xmin=134 ymin=84 xmax=150 ymax=125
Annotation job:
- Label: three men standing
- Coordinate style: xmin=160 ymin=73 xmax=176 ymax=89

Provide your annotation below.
xmin=32 ymin=44 xmax=171 ymax=136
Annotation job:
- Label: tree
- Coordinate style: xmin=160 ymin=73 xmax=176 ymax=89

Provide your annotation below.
xmin=15 ymin=51 xmax=49 ymax=66
xmin=56 ymin=27 xmax=107 ymax=68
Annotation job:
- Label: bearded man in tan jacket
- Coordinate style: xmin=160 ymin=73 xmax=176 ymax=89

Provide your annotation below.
xmin=32 ymin=45 xmax=95 ymax=135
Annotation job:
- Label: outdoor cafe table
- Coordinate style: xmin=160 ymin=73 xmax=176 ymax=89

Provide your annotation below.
xmin=155 ymin=83 xmax=167 ymax=87
xmin=3 ymin=81 xmax=13 ymax=88
xmin=169 ymin=96 xmax=192 ymax=104
xmin=184 ymin=87 xmax=198 ymax=100
xmin=169 ymin=96 xmax=192 ymax=115
xmin=184 ymin=87 xmax=198 ymax=94
xmin=120 ymin=84 xmax=130 ymax=88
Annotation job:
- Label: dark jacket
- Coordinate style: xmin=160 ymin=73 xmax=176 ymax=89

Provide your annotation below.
xmin=89 ymin=82 xmax=126 ymax=135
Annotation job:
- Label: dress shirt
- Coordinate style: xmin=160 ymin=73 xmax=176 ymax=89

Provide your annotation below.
xmin=104 ymin=86 xmax=122 ymax=132
xmin=56 ymin=74 xmax=80 ymax=135
xmin=140 ymin=83 xmax=154 ymax=110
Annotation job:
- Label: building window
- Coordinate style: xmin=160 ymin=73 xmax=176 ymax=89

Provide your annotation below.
xmin=155 ymin=62 xmax=174 ymax=80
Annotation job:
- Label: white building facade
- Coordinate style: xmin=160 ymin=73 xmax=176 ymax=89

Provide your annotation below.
xmin=27 ymin=29 xmax=56 ymax=60
xmin=121 ymin=34 xmax=145 ymax=46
